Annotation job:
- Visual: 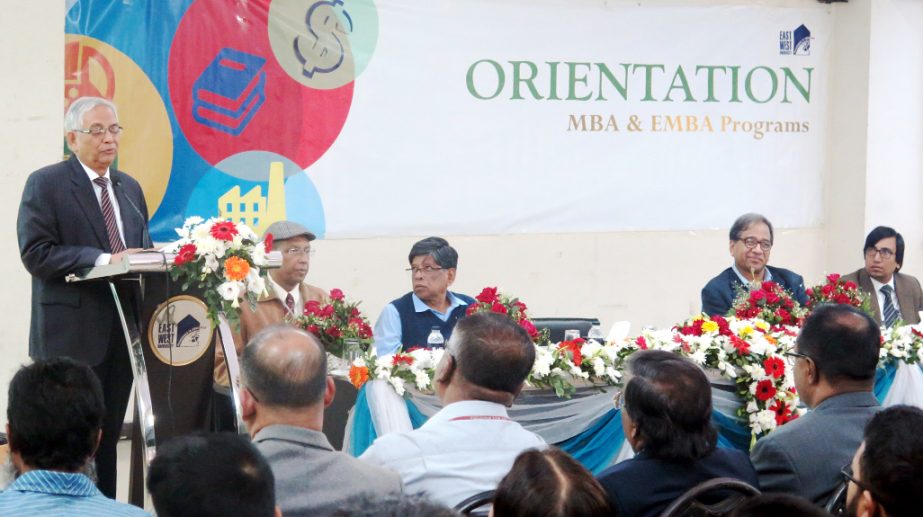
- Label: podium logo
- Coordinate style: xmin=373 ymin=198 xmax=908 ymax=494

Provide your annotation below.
xmin=780 ymin=25 xmax=812 ymax=56
xmin=149 ymin=296 xmax=214 ymax=366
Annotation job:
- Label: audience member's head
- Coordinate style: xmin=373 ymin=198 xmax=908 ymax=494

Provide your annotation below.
xmin=492 ymin=447 xmax=611 ymax=517
xmin=5 ymin=358 xmax=104 ymax=475
xmin=407 ymin=236 xmax=459 ymax=307
xmin=728 ymin=493 xmax=831 ymax=517
xmin=332 ymin=493 xmax=459 ymax=517
xmin=240 ymin=324 xmax=333 ymax=435
xmin=621 ymin=350 xmax=716 ymax=460
xmin=793 ymin=304 xmax=880 ymax=408
xmin=147 ymin=432 xmax=279 ymax=517
xmin=862 ymin=226 xmax=904 ymax=282
xmin=436 ymin=312 xmax=536 ymax=406
xmin=845 ymin=405 xmax=923 ymax=517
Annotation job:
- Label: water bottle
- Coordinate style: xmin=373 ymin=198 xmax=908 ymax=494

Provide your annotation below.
xmin=427 ymin=326 xmax=445 ymax=348
xmin=588 ymin=324 xmax=604 ymax=340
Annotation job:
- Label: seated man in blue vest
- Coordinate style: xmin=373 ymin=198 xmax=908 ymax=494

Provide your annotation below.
xmin=701 ymin=213 xmax=807 ymax=316
xmin=373 ymin=237 xmax=475 ymax=355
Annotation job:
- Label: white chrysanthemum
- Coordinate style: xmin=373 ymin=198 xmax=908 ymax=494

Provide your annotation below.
xmin=218 ymin=281 xmax=240 ymax=302
xmin=581 ymin=340 xmax=603 ymax=358
xmin=531 ymin=348 xmax=554 ymax=378
xmin=408 ymin=348 xmax=436 ymax=369
xmin=203 ymin=254 xmax=220 ymax=274
xmin=251 ymin=246 xmax=268 ymax=267
xmin=592 ymin=357 xmax=606 ymax=377
xmin=247 ymin=274 xmax=266 ymax=297
xmin=374 ymin=363 xmax=392 ymax=380
xmin=746 ymin=401 xmax=759 ymax=413
xmin=183 ymin=216 xmax=204 ymax=229
xmin=689 ymin=349 xmax=707 ymax=365
xmin=389 ymin=377 xmax=405 ymax=397
xmin=605 ymin=367 xmax=621 ymax=382
xmin=414 ymin=370 xmax=431 ymax=390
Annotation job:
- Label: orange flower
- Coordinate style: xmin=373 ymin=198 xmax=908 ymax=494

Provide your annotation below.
xmin=349 ymin=364 xmax=369 ymax=389
xmin=223 ymin=256 xmax=250 ymax=281
xmin=764 ymin=335 xmax=778 ymax=346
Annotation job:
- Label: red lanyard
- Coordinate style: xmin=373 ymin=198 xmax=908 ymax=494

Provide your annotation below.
xmin=449 ymin=415 xmax=511 ymax=422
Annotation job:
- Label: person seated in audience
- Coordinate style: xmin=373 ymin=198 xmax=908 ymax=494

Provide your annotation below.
xmin=492 ymin=447 xmax=611 ymax=517
xmin=728 ymin=493 xmax=831 ymax=517
xmin=751 ymin=304 xmax=881 ymax=505
xmin=0 ymin=358 xmax=148 ymax=515
xmin=701 ymin=213 xmax=807 ymax=316
xmin=332 ymin=493 xmax=459 ymax=517
xmin=842 ymin=226 xmax=923 ymax=327
xmin=844 ymin=405 xmax=923 ymax=517
xmin=239 ymin=324 xmax=403 ymax=516
xmin=596 ymin=350 xmax=759 ymax=517
xmin=360 ymin=312 xmax=546 ymax=508
xmin=147 ymin=432 xmax=279 ymax=517
xmin=213 ymin=220 xmax=327 ymax=431
xmin=373 ymin=236 xmax=475 ymax=355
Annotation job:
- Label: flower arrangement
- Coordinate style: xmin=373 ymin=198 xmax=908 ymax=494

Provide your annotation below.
xmin=291 ymin=288 xmax=374 ymax=357
xmin=615 ymin=314 xmax=802 ymax=441
xmin=731 ymin=281 xmax=807 ymax=326
xmin=879 ymin=324 xmax=923 ymax=366
xmin=528 ymin=338 xmax=623 ymax=398
xmin=170 ymin=216 xmax=269 ymax=327
xmin=466 ymin=287 xmax=550 ymax=345
xmin=348 ymin=347 xmax=444 ymax=396
xmin=805 ymin=273 xmax=873 ymax=315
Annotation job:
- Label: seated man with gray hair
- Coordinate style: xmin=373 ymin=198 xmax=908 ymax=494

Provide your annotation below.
xmin=373 ymin=236 xmax=475 ymax=355
xmin=361 ymin=312 xmax=546 ymax=508
xmin=240 ymin=325 xmax=402 ymax=516
xmin=701 ymin=213 xmax=807 ymax=316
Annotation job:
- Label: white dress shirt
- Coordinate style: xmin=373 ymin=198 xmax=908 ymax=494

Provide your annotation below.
xmin=269 ymin=275 xmax=303 ymax=315
xmin=359 ymin=400 xmax=546 ymax=508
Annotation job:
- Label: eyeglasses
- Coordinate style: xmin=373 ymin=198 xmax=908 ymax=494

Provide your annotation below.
xmin=406 ymin=266 xmax=444 ymax=275
xmin=284 ymin=246 xmax=314 ymax=257
xmin=738 ymin=237 xmax=773 ymax=252
xmin=73 ymin=124 xmax=124 ymax=137
xmin=785 ymin=350 xmax=812 ymax=362
xmin=612 ymin=389 xmax=625 ymax=411
xmin=864 ymin=247 xmax=895 ymax=260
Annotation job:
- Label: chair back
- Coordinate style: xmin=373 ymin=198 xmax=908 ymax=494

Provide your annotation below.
xmin=454 ymin=490 xmax=495 ymax=516
xmin=658 ymin=477 xmax=760 ymax=517
xmin=532 ymin=317 xmax=601 ymax=342
xmin=825 ymin=480 xmax=848 ymax=516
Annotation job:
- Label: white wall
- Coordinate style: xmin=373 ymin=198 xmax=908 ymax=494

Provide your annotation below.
xmin=1 ymin=0 xmax=921 ymax=432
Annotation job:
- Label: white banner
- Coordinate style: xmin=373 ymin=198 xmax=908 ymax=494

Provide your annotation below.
xmin=308 ymin=1 xmax=831 ymax=238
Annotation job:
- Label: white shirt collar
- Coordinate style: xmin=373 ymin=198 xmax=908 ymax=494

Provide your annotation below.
xmin=731 ymin=262 xmax=772 ymax=285
xmin=78 ymin=159 xmax=111 ymax=183
xmin=424 ymin=400 xmax=510 ymax=426
xmin=870 ymin=275 xmax=895 ymax=293
xmin=411 ymin=292 xmax=467 ymax=315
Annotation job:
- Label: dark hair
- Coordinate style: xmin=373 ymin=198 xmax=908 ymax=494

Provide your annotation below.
xmin=863 ymin=226 xmax=904 ymax=267
xmin=623 ymin=350 xmax=717 ymax=461
xmin=728 ymin=493 xmax=829 ymax=517
xmin=493 ymin=447 xmax=611 ymax=517
xmin=6 ymin=357 xmax=105 ymax=471
xmin=332 ymin=494 xmax=458 ymax=517
xmin=408 ymin=236 xmax=458 ymax=269
xmin=451 ymin=312 xmax=535 ymax=394
xmin=859 ymin=405 xmax=923 ymax=517
xmin=148 ymin=432 xmax=276 ymax=517
xmin=241 ymin=325 xmax=327 ymax=407
xmin=796 ymin=304 xmax=880 ymax=383
xmin=729 ymin=213 xmax=774 ymax=243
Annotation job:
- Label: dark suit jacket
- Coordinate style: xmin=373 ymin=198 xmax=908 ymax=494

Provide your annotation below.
xmin=18 ymin=155 xmax=149 ymax=366
xmin=701 ymin=265 xmax=808 ymax=316
xmin=841 ymin=268 xmax=923 ymax=325
xmin=750 ymin=391 xmax=880 ymax=505
xmin=596 ymin=448 xmax=759 ymax=517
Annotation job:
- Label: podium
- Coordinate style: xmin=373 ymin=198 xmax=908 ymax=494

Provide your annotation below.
xmin=66 ymin=250 xmax=281 ymax=505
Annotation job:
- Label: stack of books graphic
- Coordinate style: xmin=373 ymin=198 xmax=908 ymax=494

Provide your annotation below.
xmin=192 ymin=47 xmax=267 ymax=136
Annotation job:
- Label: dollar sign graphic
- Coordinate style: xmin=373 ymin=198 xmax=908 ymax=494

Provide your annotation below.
xmin=294 ymin=0 xmax=353 ymax=78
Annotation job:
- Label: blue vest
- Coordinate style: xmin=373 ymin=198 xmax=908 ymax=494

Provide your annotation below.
xmin=392 ymin=292 xmax=475 ymax=350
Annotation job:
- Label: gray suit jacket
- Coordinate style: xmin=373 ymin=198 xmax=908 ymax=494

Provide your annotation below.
xmin=253 ymin=425 xmax=403 ymax=517
xmin=841 ymin=268 xmax=923 ymax=325
xmin=750 ymin=391 xmax=880 ymax=505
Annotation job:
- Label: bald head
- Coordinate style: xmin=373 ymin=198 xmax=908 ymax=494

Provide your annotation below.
xmin=241 ymin=325 xmax=327 ymax=408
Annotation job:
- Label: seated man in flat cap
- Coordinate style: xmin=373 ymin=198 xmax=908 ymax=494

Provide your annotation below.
xmin=213 ymin=220 xmax=326 ymax=431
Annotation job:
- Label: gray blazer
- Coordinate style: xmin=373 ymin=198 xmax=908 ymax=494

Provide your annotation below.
xmin=750 ymin=391 xmax=880 ymax=505
xmin=253 ymin=425 xmax=403 ymax=517
xmin=841 ymin=268 xmax=923 ymax=325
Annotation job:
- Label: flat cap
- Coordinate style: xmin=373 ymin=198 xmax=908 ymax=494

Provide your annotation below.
xmin=263 ymin=220 xmax=316 ymax=241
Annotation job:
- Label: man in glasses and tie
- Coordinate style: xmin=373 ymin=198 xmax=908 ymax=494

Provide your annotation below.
xmin=842 ymin=226 xmax=923 ymax=327
xmin=17 ymin=96 xmax=150 ymax=499
xmin=212 ymin=220 xmax=326 ymax=431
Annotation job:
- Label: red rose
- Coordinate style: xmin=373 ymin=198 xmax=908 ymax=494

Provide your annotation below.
xmin=635 ymin=336 xmax=648 ymax=350
xmin=304 ymin=300 xmax=322 ymax=316
xmin=210 ymin=220 xmax=239 ymax=241
xmin=844 ymin=281 xmax=858 ymax=290
xmin=320 ymin=304 xmax=336 ymax=317
xmin=263 ymin=233 xmax=274 ymax=253
xmin=821 ymin=284 xmax=835 ymax=297
xmin=766 ymin=292 xmax=780 ymax=305
xmin=476 ymin=287 xmax=499 ymax=304
xmin=754 ymin=380 xmax=777 ymax=401
xmin=465 ymin=304 xmax=478 ymax=316
xmin=519 ymin=319 xmax=538 ymax=338
xmin=174 ymin=244 xmax=197 ymax=265
xmin=805 ymin=288 xmax=814 ymax=297
xmin=761 ymin=281 xmax=776 ymax=292
xmin=306 ymin=324 xmax=320 ymax=335
xmin=350 ymin=307 xmax=361 ymax=317
xmin=325 ymin=326 xmax=342 ymax=338
xmin=730 ymin=335 xmax=750 ymax=355
xmin=762 ymin=356 xmax=786 ymax=379
xmin=329 ymin=288 xmax=345 ymax=301
xmin=691 ymin=319 xmax=705 ymax=336
xmin=776 ymin=308 xmax=791 ymax=324
xmin=826 ymin=273 xmax=841 ymax=283
xmin=750 ymin=290 xmax=766 ymax=303
xmin=348 ymin=317 xmax=364 ymax=327
xmin=358 ymin=324 xmax=373 ymax=339
xmin=491 ymin=302 xmax=508 ymax=315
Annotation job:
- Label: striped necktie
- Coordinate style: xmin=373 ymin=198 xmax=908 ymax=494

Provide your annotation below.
xmin=285 ymin=293 xmax=295 ymax=314
xmin=92 ymin=177 xmax=126 ymax=254
xmin=880 ymin=284 xmax=898 ymax=327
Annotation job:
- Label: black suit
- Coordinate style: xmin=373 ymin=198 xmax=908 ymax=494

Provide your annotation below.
xmin=701 ymin=265 xmax=808 ymax=317
xmin=17 ymin=154 xmax=149 ymax=498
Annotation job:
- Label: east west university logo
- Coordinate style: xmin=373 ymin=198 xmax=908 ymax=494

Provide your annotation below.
xmin=780 ymin=24 xmax=811 ymax=56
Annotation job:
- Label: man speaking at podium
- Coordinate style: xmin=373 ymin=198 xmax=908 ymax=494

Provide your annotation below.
xmin=17 ymin=96 xmax=149 ymax=499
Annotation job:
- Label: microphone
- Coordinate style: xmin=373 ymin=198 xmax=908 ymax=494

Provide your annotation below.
xmin=113 ymin=177 xmax=153 ymax=249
